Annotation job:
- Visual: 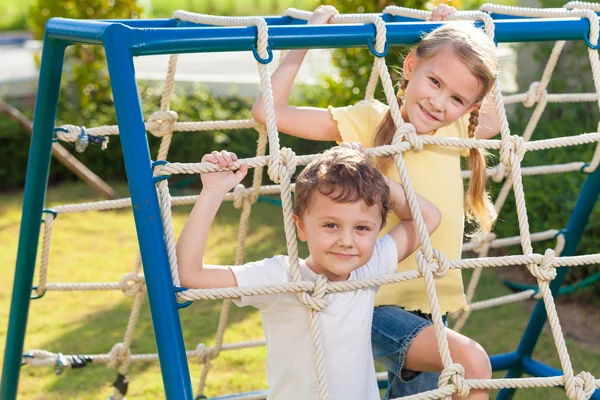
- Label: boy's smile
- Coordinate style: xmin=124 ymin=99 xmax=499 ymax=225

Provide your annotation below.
xmin=294 ymin=190 xmax=383 ymax=282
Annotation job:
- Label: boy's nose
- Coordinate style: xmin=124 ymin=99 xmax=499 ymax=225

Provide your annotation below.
xmin=337 ymin=230 xmax=354 ymax=247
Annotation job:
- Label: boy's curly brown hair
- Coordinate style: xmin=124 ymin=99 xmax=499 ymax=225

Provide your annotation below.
xmin=294 ymin=147 xmax=391 ymax=226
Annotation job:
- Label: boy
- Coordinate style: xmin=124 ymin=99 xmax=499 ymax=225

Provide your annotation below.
xmin=176 ymin=146 xmax=441 ymax=399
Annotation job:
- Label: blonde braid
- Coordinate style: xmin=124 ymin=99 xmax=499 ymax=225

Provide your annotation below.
xmin=466 ymin=108 xmax=497 ymax=237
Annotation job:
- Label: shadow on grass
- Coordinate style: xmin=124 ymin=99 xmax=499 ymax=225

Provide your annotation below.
xmin=18 ymin=189 xmax=304 ymax=397
xmin=26 ymin=296 xmax=260 ymax=398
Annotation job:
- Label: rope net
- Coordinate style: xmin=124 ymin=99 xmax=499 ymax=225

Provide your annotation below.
xmin=22 ymin=3 xmax=600 ymax=400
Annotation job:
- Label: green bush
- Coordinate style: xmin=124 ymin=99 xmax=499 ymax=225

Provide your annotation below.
xmin=0 ymin=82 xmax=333 ymax=190
xmin=490 ymin=13 xmax=600 ymax=297
xmin=28 ymin=0 xmax=145 ymax=114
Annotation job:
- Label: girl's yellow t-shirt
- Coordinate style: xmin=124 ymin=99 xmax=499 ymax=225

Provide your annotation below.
xmin=329 ymin=99 xmax=468 ymax=314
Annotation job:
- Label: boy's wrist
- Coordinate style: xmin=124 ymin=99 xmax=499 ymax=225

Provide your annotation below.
xmin=201 ymin=187 xmax=229 ymax=197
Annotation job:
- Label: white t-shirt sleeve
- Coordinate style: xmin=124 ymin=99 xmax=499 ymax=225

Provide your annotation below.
xmin=360 ymin=234 xmax=398 ymax=278
xmin=231 ymin=255 xmax=289 ymax=309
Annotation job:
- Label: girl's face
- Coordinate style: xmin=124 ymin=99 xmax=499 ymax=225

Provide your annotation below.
xmin=402 ymin=47 xmax=482 ymax=134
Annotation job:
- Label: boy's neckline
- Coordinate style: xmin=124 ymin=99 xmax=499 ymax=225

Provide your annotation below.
xmin=300 ymin=257 xmax=351 ymax=282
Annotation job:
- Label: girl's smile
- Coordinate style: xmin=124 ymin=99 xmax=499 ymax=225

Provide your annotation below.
xmin=401 ymin=47 xmax=481 ymax=134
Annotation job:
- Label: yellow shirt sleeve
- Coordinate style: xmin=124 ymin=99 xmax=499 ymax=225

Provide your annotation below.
xmin=328 ymin=100 xmax=388 ymax=146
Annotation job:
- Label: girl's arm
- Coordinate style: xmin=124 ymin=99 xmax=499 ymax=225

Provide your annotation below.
xmin=474 ymin=93 xmax=501 ymax=139
xmin=385 ymin=176 xmax=442 ymax=262
xmin=176 ymin=151 xmax=249 ymax=289
xmin=251 ymin=6 xmax=342 ymax=142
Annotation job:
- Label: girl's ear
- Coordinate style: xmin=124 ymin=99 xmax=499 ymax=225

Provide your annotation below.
xmin=293 ymin=214 xmax=307 ymax=242
xmin=403 ymin=50 xmax=418 ymax=80
xmin=467 ymin=101 xmax=482 ymax=115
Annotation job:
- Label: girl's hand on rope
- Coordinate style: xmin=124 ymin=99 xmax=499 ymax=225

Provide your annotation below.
xmin=337 ymin=142 xmax=366 ymax=153
xmin=201 ymin=150 xmax=249 ymax=194
xmin=308 ymin=5 xmax=339 ymax=25
xmin=428 ymin=4 xmax=457 ymax=21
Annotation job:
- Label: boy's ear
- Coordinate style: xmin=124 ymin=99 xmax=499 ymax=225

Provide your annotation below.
xmin=403 ymin=50 xmax=418 ymax=80
xmin=293 ymin=214 xmax=307 ymax=242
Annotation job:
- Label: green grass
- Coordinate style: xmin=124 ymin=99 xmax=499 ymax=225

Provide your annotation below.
xmin=1 ymin=182 xmax=599 ymax=399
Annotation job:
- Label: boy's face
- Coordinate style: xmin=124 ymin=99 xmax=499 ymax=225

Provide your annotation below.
xmin=293 ymin=190 xmax=383 ymax=282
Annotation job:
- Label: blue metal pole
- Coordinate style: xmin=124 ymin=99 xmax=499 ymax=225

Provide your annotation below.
xmin=489 ymin=351 xmax=520 ymax=371
xmin=521 ymin=357 xmax=600 ymax=400
xmin=498 ymin=165 xmax=600 ymax=400
xmin=0 ymin=36 xmax=67 ymax=400
xmin=102 ymin=24 xmax=193 ymax=400
xmin=44 ymin=17 xmax=598 ymax=56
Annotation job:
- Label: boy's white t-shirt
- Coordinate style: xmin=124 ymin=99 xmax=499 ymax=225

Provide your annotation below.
xmin=232 ymin=235 xmax=398 ymax=400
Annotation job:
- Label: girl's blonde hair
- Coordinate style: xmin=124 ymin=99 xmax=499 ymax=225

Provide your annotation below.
xmin=373 ymin=23 xmax=499 ymax=238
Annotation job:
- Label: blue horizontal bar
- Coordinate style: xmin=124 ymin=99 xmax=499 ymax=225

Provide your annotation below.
xmin=45 ymin=19 xmax=111 ymax=45
xmin=490 ymin=11 xmax=600 ymax=20
xmin=522 ymin=357 xmax=600 ymax=400
xmin=490 ymin=351 xmax=520 ymax=371
xmin=45 ymin=16 xmax=596 ymax=56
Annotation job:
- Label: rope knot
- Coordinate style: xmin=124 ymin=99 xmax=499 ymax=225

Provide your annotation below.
xmin=195 ymin=343 xmax=217 ymax=364
xmin=438 ymin=363 xmax=470 ymax=398
xmin=54 ymin=125 xmax=81 ymax=142
xmin=300 ymin=275 xmax=329 ymax=312
xmin=119 ymin=273 xmax=145 ymax=297
xmin=416 ymin=249 xmax=450 ymax=279
xmin=392 ymin=123 xmax=421 ymax=153
xmin=148 ymin=110 xmax=178 ymax=137
xmin=529 ymin=249 xmax=557 ymax=281
xmin=107 ymin=343 xmax=131 ymax=369
xmin=233 ymin=184 xmax=246 ymax=209
xmin=500 ymin=135 xmax=526 ymax=167
xmin=523 ymin=81 xmax=547 ymax=108
xmin=572 ymin=371 xmax=596 ymax=400
xmin=268 ymin=147 xmax=296 ymax=184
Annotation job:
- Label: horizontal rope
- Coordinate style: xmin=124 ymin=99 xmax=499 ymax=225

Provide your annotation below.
xmin=504 ymin=92 xmax=598 ymax=105
xmin=153 ymin=133 xmax=600 ymax=177
xmin=462 ymin=229 xmax=559 ymax=252
xmin=468 ymin=289 xmax=540 ymax=311
xmin=23 ymin=339 xmax=266 ymax=368
xmin=174 ymin=252 xmax=600 ymax=302
xmin=54 ymin=119 xmax=260 ymax=141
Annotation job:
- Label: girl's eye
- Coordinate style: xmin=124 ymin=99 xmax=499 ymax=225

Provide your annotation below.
xmin=452 ymin=96 xmax=463 ymax=105
xmin=356 ymin=226 xmax=370 ymax=232
xmin=429 ymin=77 xmax=440 ymax=87
xmin=324 ymin=223 xmax=337 ymax=229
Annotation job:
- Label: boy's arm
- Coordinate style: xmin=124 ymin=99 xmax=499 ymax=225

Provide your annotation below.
xmin=176 ymin=151 xmax=249 ymax=289
xmin=385 ymin=177 xmax=442 ymax=262
xmin=251 ymin=6 xmax=341 ymax=142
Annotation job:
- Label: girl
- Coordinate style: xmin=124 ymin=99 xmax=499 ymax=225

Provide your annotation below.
xmin=252 ymin=5 xmax=498 ymax=399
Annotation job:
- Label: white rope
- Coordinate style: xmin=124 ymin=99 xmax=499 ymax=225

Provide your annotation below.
xmin=26 ymin=5 xmax=600 ymax=400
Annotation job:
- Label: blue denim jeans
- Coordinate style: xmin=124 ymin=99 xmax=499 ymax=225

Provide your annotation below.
xmin=372 ymin=305 xmax=442 ymax=400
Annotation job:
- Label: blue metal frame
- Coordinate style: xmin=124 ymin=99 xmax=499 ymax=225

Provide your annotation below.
xmin=2 ymin=11 xmax=600 ymax=400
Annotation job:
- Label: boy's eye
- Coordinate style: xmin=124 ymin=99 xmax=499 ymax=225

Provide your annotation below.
xmin=429 ymin=77 xmax=440 ymax=87
xmin=356 ymin=226 xmax=370 ymax=231
xmin=324 ymin=223 xmax=337 ymax=229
